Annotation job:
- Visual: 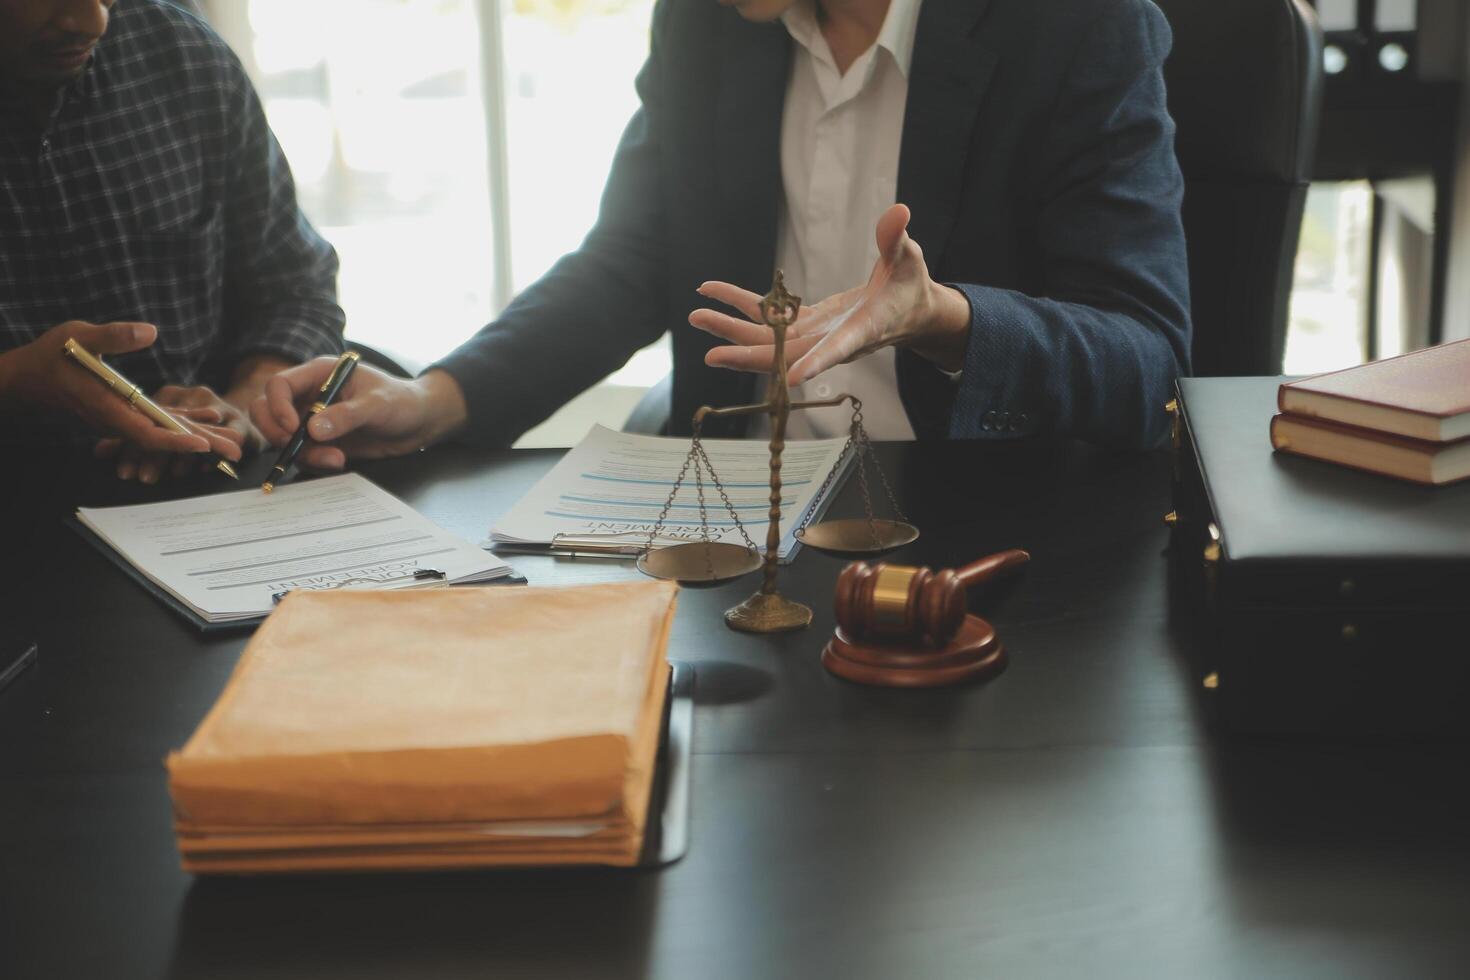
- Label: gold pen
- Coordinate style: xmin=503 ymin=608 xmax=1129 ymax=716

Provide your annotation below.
xmin=62 ymin=338 xmax=239 ymax=480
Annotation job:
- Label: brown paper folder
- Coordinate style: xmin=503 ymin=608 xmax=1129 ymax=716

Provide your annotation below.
xmin=167 ymin=580 xmax=679 ymax=872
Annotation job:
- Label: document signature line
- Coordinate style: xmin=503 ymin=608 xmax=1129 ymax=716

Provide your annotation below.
xmin=185 ymin=535 xmax=435 ymax=577
xmin=205 ymin=548 xmax=457 ymax=590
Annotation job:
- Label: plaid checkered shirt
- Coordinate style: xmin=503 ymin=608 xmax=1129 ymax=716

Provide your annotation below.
xmin=0 ymin=0 xmax=344 ymax=446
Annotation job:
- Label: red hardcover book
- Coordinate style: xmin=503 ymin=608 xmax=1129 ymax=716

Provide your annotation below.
xmin=1270 ymin=412 xmax=1470 ymax=486
xmin=1277 ymin=339 xmax=1470 ymax=442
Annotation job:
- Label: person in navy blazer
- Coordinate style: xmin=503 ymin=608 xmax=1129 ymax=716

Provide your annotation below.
xmin=255 ymin=0 xmax=1191 ymax=463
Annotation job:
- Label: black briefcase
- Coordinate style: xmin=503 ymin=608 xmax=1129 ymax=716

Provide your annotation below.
xmin=1167 ymin=377 xmax=1470 ymax=737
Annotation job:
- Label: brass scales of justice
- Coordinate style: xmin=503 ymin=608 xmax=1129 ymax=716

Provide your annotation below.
xmin=635 ymin=270 xmax=919 ymax=634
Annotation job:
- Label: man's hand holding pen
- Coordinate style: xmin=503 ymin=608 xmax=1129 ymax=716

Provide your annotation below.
xmin=252 ymin=358 xmax=470 ymax=473
xmin=0 ymin=321 xmax=206 ymax=450
xmin=0 ymin=320 xmax=253 ymax=482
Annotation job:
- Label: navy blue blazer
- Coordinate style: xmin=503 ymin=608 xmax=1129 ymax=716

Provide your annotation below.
xmin=436 ymin=0 xmax=1191 ymax=449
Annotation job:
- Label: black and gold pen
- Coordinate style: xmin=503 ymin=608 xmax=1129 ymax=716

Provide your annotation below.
xmin=62 ymin=338 xmax=239 ymax=480
xmin=261 ymin=350 xmax=360 ymax=493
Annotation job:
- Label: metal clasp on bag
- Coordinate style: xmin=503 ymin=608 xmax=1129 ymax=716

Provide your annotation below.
xmin=1202 ymin=522 xmax=1222 ymax=616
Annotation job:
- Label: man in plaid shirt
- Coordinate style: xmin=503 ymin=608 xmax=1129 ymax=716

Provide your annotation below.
xmin=0 ymin=0 xmax=344 ymax=482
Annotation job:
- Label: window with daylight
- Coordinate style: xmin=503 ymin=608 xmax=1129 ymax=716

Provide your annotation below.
xmin=200 ymin=0 xmax=668 ymax=445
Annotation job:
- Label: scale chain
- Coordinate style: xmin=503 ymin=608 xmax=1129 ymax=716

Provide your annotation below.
xmin=644 ymin=424 xmax=704 ymax=554
xmin=857 ymin=421 xmax=909 ymax=524
xmin=643 ymin=421 xmax=759 ymax=582
xmin=855 ymin=433 xmax=878 ymax=548
xmin=646 ymin=390 xmax=909 ymax=572
xmin=791 ymin=397 xmax=909 ymax=547
xmin=694 ymin=441 xmax=760 ymax=554
xmin=793 ymin=432 xmax=855 ymax=538
xmin=691 ymin=446 xmax=717 ymax=579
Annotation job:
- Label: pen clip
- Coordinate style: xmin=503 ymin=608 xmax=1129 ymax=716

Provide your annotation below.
xmin=320 ymin=350 xmax=361 ymax=394
xmin=549 ymin=532 xmax=697 ymax=556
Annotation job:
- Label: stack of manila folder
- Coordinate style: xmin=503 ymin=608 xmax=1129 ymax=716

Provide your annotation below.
xmin=167 ymin=581 xmax=679 ymax=873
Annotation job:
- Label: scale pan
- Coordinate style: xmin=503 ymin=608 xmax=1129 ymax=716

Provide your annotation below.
xmin=797 ymin=519 xmax=919 ymax=557
xmin=637 ymin=542 xmax=763 ymax=586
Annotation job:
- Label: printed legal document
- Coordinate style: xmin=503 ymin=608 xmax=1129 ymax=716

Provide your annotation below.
xmin=491 ymin=425 xmax=850 ymax=560
xmin=77 ymin=473 xmax=511 ymax=624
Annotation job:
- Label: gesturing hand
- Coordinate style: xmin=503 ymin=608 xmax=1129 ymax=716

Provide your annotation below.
xmin=689 ymin=204 xmax=971 ymax=385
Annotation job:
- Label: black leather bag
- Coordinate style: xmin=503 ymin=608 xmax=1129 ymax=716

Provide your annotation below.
xmin=1168 ymin=376 xmax=1470 ymax=736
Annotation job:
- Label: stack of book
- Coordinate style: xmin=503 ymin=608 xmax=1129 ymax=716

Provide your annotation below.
xmin=1271 ymin=339 xmax=1470 ymax=486
xmin=167 ymin=581 xmax=679 ymax=873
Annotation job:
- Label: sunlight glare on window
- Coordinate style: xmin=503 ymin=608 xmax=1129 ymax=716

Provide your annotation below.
xmin=245 ymin=0 xmax=497 ymax=369
xmin=500 ymin=0 xmax=657 ymax=293
xmin=1285 ymin=183 xmax=1372 ymax=374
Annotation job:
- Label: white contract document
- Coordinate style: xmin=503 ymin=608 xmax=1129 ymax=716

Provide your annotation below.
xmin=491 ymin=425 xmax=850 ymax=560
xmin=77 ymin=473 xmax=511 ymax=625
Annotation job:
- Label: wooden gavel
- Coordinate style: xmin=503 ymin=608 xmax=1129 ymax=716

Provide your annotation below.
xmin=833 ymin=549 xmax=1030 ymax=647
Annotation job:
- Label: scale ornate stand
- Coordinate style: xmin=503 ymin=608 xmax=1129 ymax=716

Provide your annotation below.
xmin=637 ymin=271 xmax=919 ymax=634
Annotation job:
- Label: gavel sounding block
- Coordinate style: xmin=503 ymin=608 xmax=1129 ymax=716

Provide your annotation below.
xmin=822 ymin=614 xmax=1006 ymax=688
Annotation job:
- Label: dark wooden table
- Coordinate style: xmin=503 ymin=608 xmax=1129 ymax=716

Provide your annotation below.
xmin=3 ymin=442 xmax=1469 ymax=980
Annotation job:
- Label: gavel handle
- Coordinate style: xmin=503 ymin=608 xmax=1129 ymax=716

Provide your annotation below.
xmin=954 ymin=549 xmax=1031 ymax=589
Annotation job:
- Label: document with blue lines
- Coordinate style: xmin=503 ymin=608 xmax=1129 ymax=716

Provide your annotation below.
xmin=490 ymin=425 xmax=850 ymax=561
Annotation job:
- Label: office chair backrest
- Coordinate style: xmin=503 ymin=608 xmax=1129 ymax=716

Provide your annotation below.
xmin=1153 ymin=0 xmax=1324 ymax=377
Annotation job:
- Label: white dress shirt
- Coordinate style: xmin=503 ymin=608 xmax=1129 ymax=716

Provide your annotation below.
xmin=756 ymin=0 xmax=923 ymax=441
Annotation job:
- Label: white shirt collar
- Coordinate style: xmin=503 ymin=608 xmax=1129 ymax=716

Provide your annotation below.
xmin=781 ymin=0 xmax=922 ymax=80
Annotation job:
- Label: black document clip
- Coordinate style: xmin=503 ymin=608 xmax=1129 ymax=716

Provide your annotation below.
xmin=271 ymin=568 xmax=447 ymax=605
